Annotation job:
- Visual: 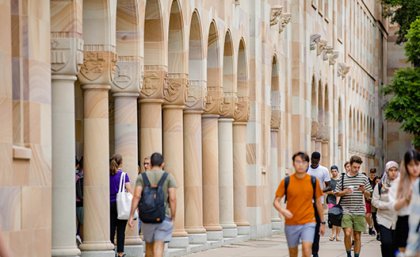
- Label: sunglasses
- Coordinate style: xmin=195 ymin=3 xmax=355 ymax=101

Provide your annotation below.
xmin=143 ymin=162 xmax=150 ymax=166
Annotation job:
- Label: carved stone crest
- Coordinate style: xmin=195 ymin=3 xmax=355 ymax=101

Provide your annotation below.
xmin=164 ymin=73 xmax=188 ymax=105
xmin=140 ymin=66 xmax=166 ymax=99
xmin=270 ymin=7 xmax=283 ymax=26
xmin=51 ymin=37 xmax=84 ymax=75
xmin=204 ymin=87 xmax=223 ymax=115
xmin=278 ymin=13 xmax=292 ymax=33
xmin=185 ymin=80 xmax=206 ymax=110
xmin=219 ymin=92 xmax=237 ymax=118
xmin=79 ymin=51 xmax=116 ymax=83
xmin=111 ymin=57 xmax=141 ymax=93
xmin=234 ymin=96 xmax=249 ymax=122
xmin=270 ymin=109 xmax=281 ymax=129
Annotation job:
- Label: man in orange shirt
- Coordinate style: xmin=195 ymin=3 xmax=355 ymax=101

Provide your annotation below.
xmin=273 ymin=151 xmax=326 ymax=257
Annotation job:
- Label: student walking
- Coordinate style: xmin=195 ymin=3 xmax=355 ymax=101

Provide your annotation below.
xmin=128 ymin=152 xmax=177 ymax=257
xmin=389 ymin=149 xmax=420 ymax=255
xmin=366 ymin=168 xmax=379 ymax=236
xmin=326 ymin=165 xmax=341 ymax=241
xmin=334 ymin=155 xmax=373 ymax=257
xmin=406 ymin=177 xmax=420 ymax=257
xmin=307 ymin=151 xmax=331 ymax=257
xmin=109 ymin=154 xmax=132 ymax=257
xmin=372 ymin=161 xmax=399 ymax=257
xmin=273 ymin=151 xmax=325 ymax=257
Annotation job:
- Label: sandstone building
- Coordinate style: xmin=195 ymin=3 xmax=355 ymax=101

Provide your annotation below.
xmin=0 ymin=0 xmax=401 ymax=256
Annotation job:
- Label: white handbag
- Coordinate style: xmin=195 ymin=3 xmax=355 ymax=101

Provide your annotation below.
xmin=116 ymin=172 xmax=135 ymax=220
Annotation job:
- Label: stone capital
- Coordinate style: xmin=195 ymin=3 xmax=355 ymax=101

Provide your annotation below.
xmin=270 ymin=6 xmax=283 ymax=26
xmin=311 ymin=121 xmax=319 ymax=137
xmin=111 ymin=56 xmax=141 ymax=94
xmin=234 ymin=96 xmax=250 ymax=122
xmin=278 ymin=13 xmax=291 ymax=33
xmin=51 ymin=36 xmax=84 ymax=76
xmin=204 ymin=87 xmax=223 ymax=115
xmin=140 ymin=65 xmax=167 ymax=100
xmin=219 ymin=92 xmax=238 ymax=118
xmin=78 ymin=47 xmax=117 ymax=85
xmin=164 ymin=73 xmax=188 ymax=106
xmin=337 ymin=62 xmax=350 ymax=79
xmin=185 ymin=80 xmax=206 ymax=110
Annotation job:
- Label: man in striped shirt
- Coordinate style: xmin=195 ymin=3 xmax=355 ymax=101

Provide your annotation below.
xmin=335 ymin=155 xmax=373 ymax=257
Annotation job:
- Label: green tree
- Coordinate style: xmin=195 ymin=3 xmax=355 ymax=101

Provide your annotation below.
xmin=381 ymin=0 xmax=420 ymax=43
xmin=383 ymin=18 xmax=420 ymax=148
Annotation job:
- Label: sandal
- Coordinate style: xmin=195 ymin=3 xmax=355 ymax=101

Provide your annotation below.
xmin=329 ymin=236 xmax=335 ymax=241
xmin=336 ymin=237 xmax=341 ymax=242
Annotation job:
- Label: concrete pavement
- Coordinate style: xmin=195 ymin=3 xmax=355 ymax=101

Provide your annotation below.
xmin=184 ymin=234 xmax=381 ymax=257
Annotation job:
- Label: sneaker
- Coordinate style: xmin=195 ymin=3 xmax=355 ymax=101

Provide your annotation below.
xmin=369 ymin=227 xmax=376 ymax=236
xmin=76 ymin=235 xmax=82 ymax=246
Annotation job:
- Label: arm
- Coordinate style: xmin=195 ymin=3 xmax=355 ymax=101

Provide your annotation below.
xmin=323 ymin=181 xmax=331 ymax=193
xmin=371 ymin=185 xmax=393 ymax=210
xmin=273 ymin=196 xmax=293 ymax=219
xmin=0 ymin=232 xmax=11 ymax=257
xmin=335 ymin=188 xmax=352 ymax=197
xmin=125 ymin=182 xmax=132 ymax=194
xmin=128 ymin=185 xmax=142 ymax=228
xmin=388 ymin=180 xmax=411 ymax=211
xmin=168 ymin=187 xmax=177 ymax=221
xmin=315 ymin=197 xmax=325 ymax=236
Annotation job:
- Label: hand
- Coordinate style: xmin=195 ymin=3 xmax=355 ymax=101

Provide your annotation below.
xmin=358 ymin=184 xmax=365 ymax=193
xmin=344 ymin=188 xmax=353 ymax=195
xmin=280 ymin=209 xmax=293 ymax=219
xmin=319 ymin=223 xmax=326 ymax=236
xmin=128 ymin=216 xmax=134 ymax=228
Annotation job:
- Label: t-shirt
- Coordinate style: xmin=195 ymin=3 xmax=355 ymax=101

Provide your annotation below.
xmin=275 ymin=173 xmax=323 ymax=225
xmin=307 ymin=164 xmax=331 ymax=203
xmin=334 ymin=173 xmax=373 ymax=215
xmin=136 ymin=170 xmax=177 ymax=217
xmin=110 ymin=169 xmax=130 ymax=203
xmin=326 ymin=178 xmax=338 ymax=205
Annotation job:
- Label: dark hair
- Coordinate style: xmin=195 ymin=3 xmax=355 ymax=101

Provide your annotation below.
xmin=344 ymin=161 xmax=350 ymax=168
xmin=369 ymin=168 xmax=377 ymax=173
xmin=110 ymin=154 xmax=123 ymax=175
xmin=311 ymin=151 xmax=321 ymax=160
xmin=150 ymin=152 xmax=164 ymax=167
xmin=403 ymin=149 xmax=420 ymax=170
xmin=350 ymin=155 xmax=363 ymax=165
xmin=330 ymin=165 xmax=339 ymax=171
xmin=292 ymin=151 xmax=310 ymax=162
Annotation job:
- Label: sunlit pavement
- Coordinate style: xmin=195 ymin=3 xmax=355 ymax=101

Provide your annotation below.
xmin=184 ymin=233 xmax=380 ymax=257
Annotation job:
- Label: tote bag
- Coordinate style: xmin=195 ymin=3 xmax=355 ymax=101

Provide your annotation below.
xmin=117 ymin=172 xmax=134 ymax=220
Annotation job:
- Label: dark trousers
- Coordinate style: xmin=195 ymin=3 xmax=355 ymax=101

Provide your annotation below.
xmin=110 ymin=202 xmax=128 ymax=253
xmin=379 ymin=224 xmax=397 ymax=257
xmin=373 ymin=212 xmax=380 ymax=233
xmin=312 ymin=206 xmax=321 ymax=255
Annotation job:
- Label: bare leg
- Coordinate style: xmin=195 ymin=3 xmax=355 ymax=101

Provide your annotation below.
xmin=353 ymin=231 xmax=362 ymax=254
xmin=288 ymin=246 xmax=298 ymax=257
xmin=145 ymin=242 xmax=153 ymax=257
xmin=302 ymin=242 xmax=313 ymax=257
xmin=153 ymin=241 xmax=165 ymax=257
xmin=344 ymin=227 xmax=353 ymax=251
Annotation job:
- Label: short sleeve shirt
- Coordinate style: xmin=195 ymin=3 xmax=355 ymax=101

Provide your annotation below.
xmin=326 ymin=178 xmax=338 ymax=205
xmin=110 ymin=170 xmax=130 ymax=203
xmin=136 ymin=170 xmax=177 ymax=217
xmin=307 ymin=165 xmax=331 ymax=203
xmin=275 ymin=174 xmax=323 ymax=225
xmin=334 ymin=173 xmax=373 ymax=215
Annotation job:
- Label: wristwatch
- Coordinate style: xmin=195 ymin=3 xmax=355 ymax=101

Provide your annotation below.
xmin=320 ymin=221 xmax=326 ymax=225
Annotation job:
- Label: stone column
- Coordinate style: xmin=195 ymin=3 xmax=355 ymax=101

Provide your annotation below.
xmin=322 ymin=140 xmax=330 ymax=167
xmin=162 ymin=74 xmax=189 ymax=248
xmin=51 ymin=36 xmax=83 ymax=257
xmin=139 ymin=66 xmax=166 ymax=159
xmin=218 ymin=93 xmax=238 ymax=238
xmin=78 ymin=50 xmax=116 ymax=257
xmin=111 ymin=57 xmax=143 ymax=256
xmin=233 ymin=97 xmax=250 ymax=235
xmin=269 ymin=108 xmax=281 ymax=231
xmin=202 ymin=88 xmax=223 ymax=241
xmin=184 ymin=80 xmax=207 ymax=244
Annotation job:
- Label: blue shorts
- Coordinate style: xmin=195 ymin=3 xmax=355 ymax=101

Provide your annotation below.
xmin=284 ymin=223 xmax=316 ymax=248
xmin=142 ymin=217 xmax=173 ymax=243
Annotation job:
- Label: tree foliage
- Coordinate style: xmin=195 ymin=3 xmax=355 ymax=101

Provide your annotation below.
xmin=383 ymin=18 xmax=420 ymax=148
xmin=381 ymin=0 xmax=420 ymax=44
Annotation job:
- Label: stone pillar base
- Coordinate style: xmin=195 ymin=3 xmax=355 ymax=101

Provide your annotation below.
xmin=206 ymin=230 xmax=224 ymax=241
xmin=222 ymin=227 xmax=238 ymax=238
xmin=271 ymin=220 xmax=283 ymax=231
xmin=168 ymin=236 xmax=189 ymax=248
xmin=188 ymin=233 xmax=207 ymax=244
xmin=237 ymin=226 xmax=250 ymax=235
xmin=51 ymin=248 xmax=81 ymax=257
xmin=81 ymin=251 xmax=114 ymax=257
xmin=123 ymin=245 xmax=143 ymax=257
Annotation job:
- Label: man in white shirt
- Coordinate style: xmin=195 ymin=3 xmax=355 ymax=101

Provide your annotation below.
xmin=307 ymin=151 xmax=331 ymax=257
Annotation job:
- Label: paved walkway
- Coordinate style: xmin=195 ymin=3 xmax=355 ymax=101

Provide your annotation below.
xmin=184 ymin=234 xmax=380 ymax=257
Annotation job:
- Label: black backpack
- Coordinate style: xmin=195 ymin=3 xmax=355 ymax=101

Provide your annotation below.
xmin=138 ymin=172 xmax=169 ymax=223
xmin=284 ymin=175 xmax=317 ymax=203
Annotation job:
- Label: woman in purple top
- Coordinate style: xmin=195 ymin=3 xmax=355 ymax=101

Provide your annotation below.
xmin=109 ymin=154 xmax=132 ymax=257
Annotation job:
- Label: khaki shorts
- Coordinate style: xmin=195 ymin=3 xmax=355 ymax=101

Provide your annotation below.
xmin=341 ymin=214 xmax=366 ymax=232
